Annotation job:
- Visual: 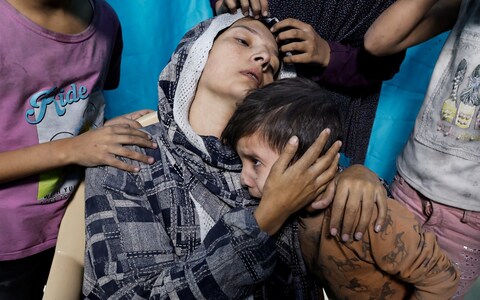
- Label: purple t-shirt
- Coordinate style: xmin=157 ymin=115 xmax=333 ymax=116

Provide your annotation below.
xmin=0 ymin=0 xmax=122 ymax=260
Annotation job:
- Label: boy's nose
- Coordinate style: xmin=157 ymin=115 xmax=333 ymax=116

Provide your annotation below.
xmin=240 ymin=171 xmax=254 ymax=188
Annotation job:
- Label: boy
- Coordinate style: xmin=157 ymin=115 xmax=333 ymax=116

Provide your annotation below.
xmin=222 ymin=77 xmax=460 ymax=300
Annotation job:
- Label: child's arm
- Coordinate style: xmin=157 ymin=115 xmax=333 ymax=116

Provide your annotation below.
xmin=0 ymin=111 xmax=157 ymax=184
xmin=364 ymin=0 xmax=461 ymax=56
xmin=368 ymin=200 xmax=460 ymax=299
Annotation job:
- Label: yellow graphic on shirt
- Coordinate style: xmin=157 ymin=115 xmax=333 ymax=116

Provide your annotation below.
xmin=37 ymin=169 xmax=63 ymax=200
xmin=441 ymin=59 xmax=466 ymax=123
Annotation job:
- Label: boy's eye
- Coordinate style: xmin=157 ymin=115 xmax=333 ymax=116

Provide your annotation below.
xmin=253 ymin=159 xmax=261 ymax=167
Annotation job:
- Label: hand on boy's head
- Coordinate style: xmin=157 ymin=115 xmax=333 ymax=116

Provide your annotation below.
xmin=216 ymin=0 xmax=269 ymax=18
xmin=254 ymin=130 xmax=341 ymax=235
xmin=328 ymin=165 xmax=388 ymax=242
xmin=69 ymin=124 xmax=157 ymax=173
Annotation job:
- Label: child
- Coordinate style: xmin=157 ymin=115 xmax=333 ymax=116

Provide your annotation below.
xmin=364 ymin=0 xmax=480 ymax=297
xmin=222 ymin=77 xmax=460 ymax=299
xmin=0 ymin=0 xmax=155 ymax=298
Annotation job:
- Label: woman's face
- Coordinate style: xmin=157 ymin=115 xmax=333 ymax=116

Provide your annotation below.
xmin=199 ymin=18 xmax=280 ymax=102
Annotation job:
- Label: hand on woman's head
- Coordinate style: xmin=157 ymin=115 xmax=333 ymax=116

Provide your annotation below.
xmin=198 ymin=18 xmax=280 ymax=103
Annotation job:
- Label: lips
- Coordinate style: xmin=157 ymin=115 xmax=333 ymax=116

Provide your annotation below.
xmin=240 ymin=69 xmax=262 ymax=87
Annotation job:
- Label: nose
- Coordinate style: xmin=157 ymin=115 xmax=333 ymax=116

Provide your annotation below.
xmin=253 ymin=48 xmax=272 ymax=72
xmin=240 ymin=169 xmax=254 ymax=188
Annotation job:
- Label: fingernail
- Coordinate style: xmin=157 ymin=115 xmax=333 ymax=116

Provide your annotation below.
xmin=133 ymin=167 xmax=140 ymax=172
xmin=152 ymin=142 xmax=158 ymax=149
xmin=147 ymin=157 xmax=154 ymax=164
xmin=330 ymin=228 xmax=337 ymax=236
xmin=263 ymin=11 xmax=268 ymax=16
xmin=375 ymin=224 xmax=382 ymax=232
xmin=324 ymin=128 xmax=331 ymax=135
xmin=341 ymin=234 xmax=349 ymax=242
xmin=354 ymin=232 xmax=363 ymax=240
xmin=289 ymin=136 xmax=298 ymax=145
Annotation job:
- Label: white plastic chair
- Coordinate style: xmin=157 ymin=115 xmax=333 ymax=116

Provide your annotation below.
xmin=43 ymin=111 xmax=159 ymax=300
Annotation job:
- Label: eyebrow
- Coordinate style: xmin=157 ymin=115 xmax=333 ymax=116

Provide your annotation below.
xmin=230 ymin=24 xmax=260 ymax=35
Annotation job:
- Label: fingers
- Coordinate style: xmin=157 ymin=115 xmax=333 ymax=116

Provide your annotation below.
xmin=239 ymin=0 xmax=251 ymax=16
xmin=270 ymin=136 xmax=299 ymax=174
xmin=293 ymin=129 xmax=332 ymax=171
xmin=352 ymin=189 xmax=374 ymax=241
xmin=259 ymin=0 xmax=269 ymax=16
xmin=216 ymin=0 xmax=269 ymax=17
xmin=109 ymin=144 xmax=154 ymax=166
xmin=271 ymin=18 xmax=304 ymax=33
xmin=247 ymin=0 xmax=261 ymax=17
xmin=328 ymin=177 xmax=346 ymax=239
xmin=109 ymin=127 xmax=157 ymax=150
xmin=311 ymin=180 xmax=337 ymax=210
xmin=308 ymin=139 xmax=341 ymax=176
xmin=106 ymin=117 xmax=143 ymax=129
xmin=100 ymin=154 xmax=142 ymax=173
xmin=374 ymin=191 xmax=388 ymax=233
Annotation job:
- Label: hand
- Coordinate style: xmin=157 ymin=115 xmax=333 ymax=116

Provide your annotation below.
xmin=271 ymin=18 xmax=331 ymax=67
xmin=254 ymin=129 xmax=341 ymax=235
xmin=68 ymin=124 xmax=157 ymax=172
xmin=104 ymin=109 xmax=154 ymax=129
xmin=328 ymin=164 xmax=388 ymax=242
xmin=215 ymin=0 xmax=269 ymax=18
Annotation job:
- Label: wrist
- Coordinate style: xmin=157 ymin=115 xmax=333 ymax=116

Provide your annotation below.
xmin=319 ymin=39 xmax=331 ymax=67
xmin=254 ymin=202 xmax=288 ymax=235
xmin=55 ymin=137 xmax=76 ymax=165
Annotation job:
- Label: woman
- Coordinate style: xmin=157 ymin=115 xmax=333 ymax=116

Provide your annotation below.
xmin=212 ymin=0 xmax=406 ymax=165
xmin=84 ymin=12 xmax=385 ymax=299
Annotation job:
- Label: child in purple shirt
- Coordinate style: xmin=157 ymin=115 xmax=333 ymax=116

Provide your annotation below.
xmin=0 ymin=0 xmax=156 ymax=298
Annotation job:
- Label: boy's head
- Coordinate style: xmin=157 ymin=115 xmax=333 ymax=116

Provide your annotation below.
xmin=222 ymin=77 xmax=343 ymax=198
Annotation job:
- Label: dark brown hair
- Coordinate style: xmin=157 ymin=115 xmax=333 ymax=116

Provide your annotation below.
xmin=222 ymin=77 xmax=343 ymax=161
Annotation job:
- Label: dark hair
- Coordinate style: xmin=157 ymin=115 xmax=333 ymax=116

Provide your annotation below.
xmin=222 ymin=77 xmax=343 ymax=162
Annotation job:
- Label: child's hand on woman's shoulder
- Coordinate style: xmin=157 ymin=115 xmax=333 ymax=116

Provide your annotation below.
xmin=69 ymin=109 xmax=157 ymax=172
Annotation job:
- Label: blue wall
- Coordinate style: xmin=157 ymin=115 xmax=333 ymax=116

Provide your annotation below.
xmin=104 ymin=0 xmax=212 ymax=119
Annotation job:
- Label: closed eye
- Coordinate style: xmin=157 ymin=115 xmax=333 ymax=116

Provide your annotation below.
xmin=237 ymin=38 xmax=249 ymax=46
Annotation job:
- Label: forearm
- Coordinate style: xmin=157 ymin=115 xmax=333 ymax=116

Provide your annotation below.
xmin=371 ymin=202 xmax=459 ymax=299
xmin=310 ymin=41 xmax=404 ymax=88
xmin=0 ymin=138 xmax=74 ymax=183
xmin=404 ymin=232 xmax=459 ymax=299
xmin=364 ymin=0 xmax=460 ymax=56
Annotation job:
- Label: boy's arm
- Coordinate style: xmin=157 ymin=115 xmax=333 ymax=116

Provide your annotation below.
xmin=364 ymin=0 xmax=461 ymax=56
xmin=368 ymin=200 xmax=459 ymax=299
